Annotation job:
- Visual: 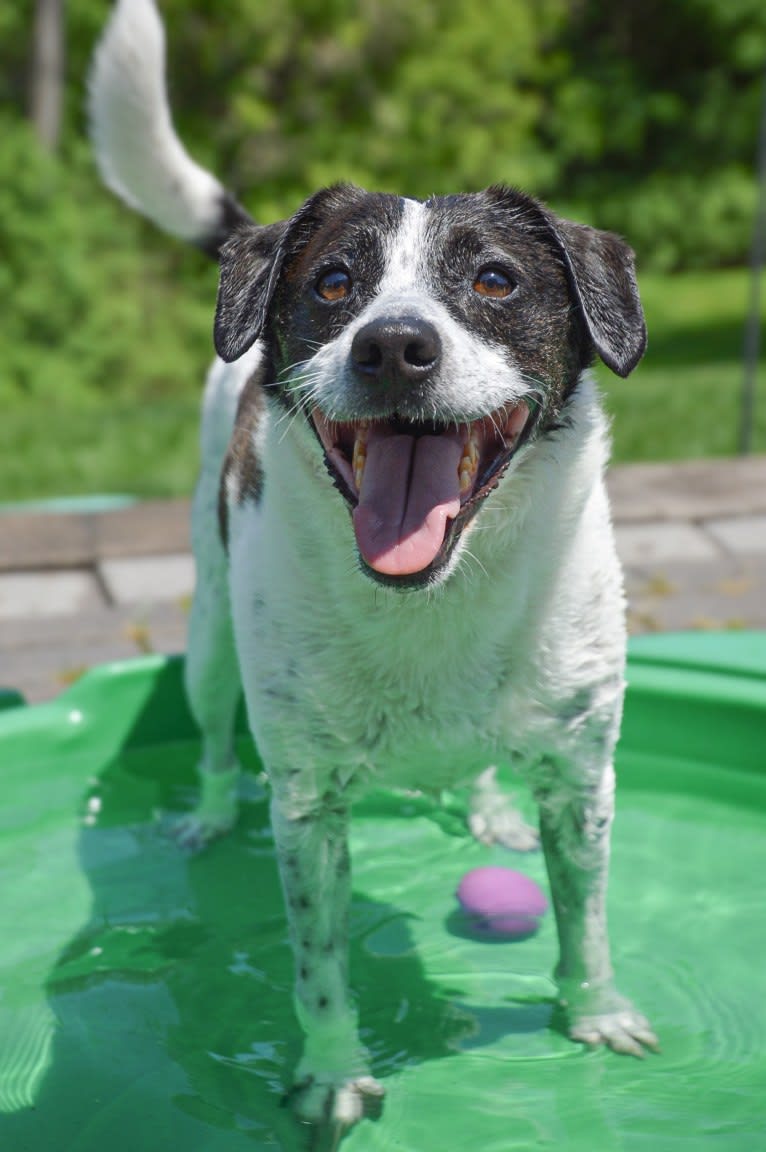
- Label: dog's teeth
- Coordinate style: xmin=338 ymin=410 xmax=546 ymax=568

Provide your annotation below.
xmin=352 ymin=423 xmax=369 ymax=494
xmin=458 ymin=431 xmax=480 ymax=496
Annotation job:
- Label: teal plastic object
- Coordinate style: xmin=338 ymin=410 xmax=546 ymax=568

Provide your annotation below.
xmin=0 ymin=635 xmax=764 ymax=1150
xmin=0 ymin=494 xmax=137 ymax=515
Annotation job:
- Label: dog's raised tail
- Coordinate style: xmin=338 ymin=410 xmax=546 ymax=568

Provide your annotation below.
xmin=88 ymin=0 xmax=251 ymax=257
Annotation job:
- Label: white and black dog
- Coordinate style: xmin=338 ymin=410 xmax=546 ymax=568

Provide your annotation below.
xmin=90 ymin=0 xmax=657 ymax=1129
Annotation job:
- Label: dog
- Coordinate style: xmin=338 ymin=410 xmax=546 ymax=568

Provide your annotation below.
xmin=90 ymin=0 xmax=657 ymax=1130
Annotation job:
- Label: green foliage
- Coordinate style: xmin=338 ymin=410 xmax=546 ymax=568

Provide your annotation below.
xmin=579 ymin=166 xmax=758 ymax=273
xmin=0 ymin=115 xmax=218 ymax=401
xmin=155 ymin=0 xmax=567 ymax=211
xmin=545 ymin=0 xmax=766 ymax=269
xmin=0 ymin=110 xmax=219 ymax=499
xmin=0 ymin=0 xmax=764 ymax=500
xmin=5 ymin=0 xmax=765 ymax=245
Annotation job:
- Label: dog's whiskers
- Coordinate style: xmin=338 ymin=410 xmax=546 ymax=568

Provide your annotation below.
xmin=275 ymin=392 xmax=323 ymax=444
xmin=272 ymin=364 xmax=329 ymax=444
xmin=459 ymin=543 xmax=489 ymax=583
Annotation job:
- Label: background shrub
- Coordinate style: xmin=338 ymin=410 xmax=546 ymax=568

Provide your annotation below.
xmin=1 ymin=0 xmax=764 ymax=497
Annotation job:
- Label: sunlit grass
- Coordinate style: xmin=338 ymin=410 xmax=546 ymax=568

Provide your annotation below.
xmin=597 ymin=266 xmax=766 ymax=460
xmin=0 ymin=395 xmax=202 ymax=502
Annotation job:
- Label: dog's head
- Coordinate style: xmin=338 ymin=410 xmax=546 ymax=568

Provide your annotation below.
xmin=215 ymin=184 xmax=645 ymax=589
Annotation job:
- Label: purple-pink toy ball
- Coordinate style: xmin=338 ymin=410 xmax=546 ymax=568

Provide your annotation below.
xmin=456 ymin=866 xmax=548 ymax=938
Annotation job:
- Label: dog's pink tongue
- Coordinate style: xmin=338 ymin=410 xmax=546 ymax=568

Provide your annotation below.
xmin=353 ymin=430 xmax=462 ymax=575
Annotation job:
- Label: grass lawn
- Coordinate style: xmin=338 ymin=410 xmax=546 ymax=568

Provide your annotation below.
xmin=0 ymin=394 xmax=203 ymax=504
xmin=1 ymin=266 xmax=764 ymax=504
xmin=596 ymin=266 xmax=765 ymax=461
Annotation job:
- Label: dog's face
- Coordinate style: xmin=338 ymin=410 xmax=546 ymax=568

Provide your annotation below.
xmin=215 ymin=184 xmax=645 ymax=589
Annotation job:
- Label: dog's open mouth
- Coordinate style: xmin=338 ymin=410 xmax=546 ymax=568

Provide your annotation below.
xmin=312 ymin=404 xmax=531 ymax=581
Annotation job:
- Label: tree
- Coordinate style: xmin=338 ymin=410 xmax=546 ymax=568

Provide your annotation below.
xmin=30 ymin=0 xmax=65 ymax=152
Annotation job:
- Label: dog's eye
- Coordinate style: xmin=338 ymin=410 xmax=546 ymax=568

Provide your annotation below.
xmin=473 ymin=267 xmax=515 ymax=299
xmin=315 ymin=268 xmax=352 ymax=302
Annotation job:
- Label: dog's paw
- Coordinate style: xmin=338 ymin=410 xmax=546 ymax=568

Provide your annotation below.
xmin=563 ymin=987 xmax=659 ymax=1057
xmin=170 ymin=807 xmax=237 ymax=852
xmin=569 ymin=1006 xmax=659 ymax=1057
xmin=288 ymin=1074 xmax=385 ymax=1128
xmin=469 ymin=766 xmax=539 ymax=851
xmin=168 ymin=765 xmax=240 ymax=852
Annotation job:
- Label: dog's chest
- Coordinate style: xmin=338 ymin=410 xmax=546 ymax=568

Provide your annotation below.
xmin=291 ymin=638 xmax=514 ymax=796
xmin=320 ymin=614 xmax=511 ymax=791
xmin=228 ymin=397 xmax=614 ymax=802
xmin=235 ymin=538 xmax=529 ymax=797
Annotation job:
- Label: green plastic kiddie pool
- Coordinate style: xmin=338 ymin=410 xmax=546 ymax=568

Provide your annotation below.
xmin=1 ymin=633 xmax=764 ymax=1149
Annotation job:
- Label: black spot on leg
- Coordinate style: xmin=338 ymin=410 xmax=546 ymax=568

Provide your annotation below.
xmin=298 ymin=895 xmax=311 ymax=910
xmin=318 ymin=995 xmax=330 ymax=1011
xmin=265 ymin=685 xmax=300 ymax=706
xmin=300 ymin=964 xmax=311 ymax=981
xmin=558 ymin=688 xmax=595 ymax=724
xmin=585 ymin=812 xmax=612 ymax=845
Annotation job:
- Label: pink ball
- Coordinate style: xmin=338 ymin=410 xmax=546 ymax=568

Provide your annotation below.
xmin=456 ymin=866 xmax=548 ymax=939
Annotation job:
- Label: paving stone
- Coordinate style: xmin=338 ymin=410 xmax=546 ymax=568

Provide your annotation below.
xmin=0 ymin=570 xmax=105 ymax=621
xmin=702 ymin=515 xmax=766 ymax=556
xmin=614 ymin=521 xmax=720 ymax=567
xmin=0 ymin=512 xmax=97 ymax=571
xmin=0 ymin=498 xmax=191 ymax=571
xmin=99 ymin=553 xmax=195 ymax=605
xmin=94 ymin=499 xmax=191 ymax=559
xmin=607 ymin=457 xmax=766 ymax=522
xmin=624 ymin=555 xmax=766 ymax=634
xmin=0 ymin=604 xmax=189 ymax=702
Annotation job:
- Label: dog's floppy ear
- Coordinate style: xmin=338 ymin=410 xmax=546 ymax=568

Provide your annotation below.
xmin=214 ymin=220 xmax=290 ymax=362
xmin=548 ymin=217 xmax=647 ymax=378
xmin=215 ymin=183 xmax=371 ymax=363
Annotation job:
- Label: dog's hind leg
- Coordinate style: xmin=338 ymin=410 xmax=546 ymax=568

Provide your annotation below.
xmin=176 ymin=534 xmax=241 ymax=850
xmin=468 ymin=765 xmax=539 ymax=851
xmin=173 ymin=358 xmax=250 ymax=851
xmin=175 ymin=473 xmax=242 ymax=851
xmin=271 ymin=797 xmax=384 ymax=1130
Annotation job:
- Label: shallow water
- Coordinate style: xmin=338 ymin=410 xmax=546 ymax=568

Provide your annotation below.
xmin=1 ymin=734 xmax=764 ymax=1150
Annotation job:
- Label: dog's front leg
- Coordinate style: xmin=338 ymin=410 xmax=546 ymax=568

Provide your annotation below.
xmin=270 ymin=796 xmax=384 ymax=1129
xmin=537 ymin=764 xmax=658 ymax=1057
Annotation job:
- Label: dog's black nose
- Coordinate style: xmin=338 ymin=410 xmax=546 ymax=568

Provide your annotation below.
xmin=351 ymin=317 xmax=442 ymax=384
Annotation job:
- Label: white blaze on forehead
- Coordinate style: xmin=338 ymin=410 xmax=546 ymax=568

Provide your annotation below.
xmin=303 ymin=190 xmax=531 ymax=435
xmin=377 ymin=198 xmax=429 ymax=296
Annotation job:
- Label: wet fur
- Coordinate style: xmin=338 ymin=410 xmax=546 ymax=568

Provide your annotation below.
xmin=90 ymin=0 xmax=657 ymax=1134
